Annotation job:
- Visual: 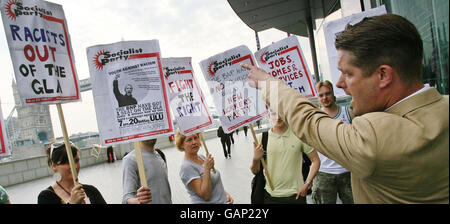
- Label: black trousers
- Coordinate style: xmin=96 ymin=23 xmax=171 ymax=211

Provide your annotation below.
xmin=107 ymin=147 xmax=115 ymax=162
xmin=220 ymin=137 xmax=231 ymax=158
xmin=263 ymin=191 xmax=306 ymax=204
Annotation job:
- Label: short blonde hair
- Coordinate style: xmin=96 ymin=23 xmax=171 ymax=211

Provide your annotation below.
xmin=316 ymin=80 xmax=334 ymax=93
xmin=175 ymin=129 xmax=201 ymax=152
xmin=316 ymin=80 xmax=336 ymax=102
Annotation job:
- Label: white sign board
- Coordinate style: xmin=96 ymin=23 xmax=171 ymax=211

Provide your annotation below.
xmin=199 ymin=45 xmax=269 ymax=134
xmin=255 ymin=35 xmax=317 ymax=98
xmin=324 ymin=5 xmax=387 ymax=97
xmin=0 ymin=99 xmax=10 ymax=158
xmin=0 ymin=0 xmax=80 ymax=105
xmin=163 ymin=57 xmax=214 ymax=136
xmin=87 ymin=40 xmax=173 ymax=145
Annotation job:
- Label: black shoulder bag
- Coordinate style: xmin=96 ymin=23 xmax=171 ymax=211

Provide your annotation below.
xmin=155 ymin=149 xmax=166 ymax=164
xmin=251 ymin=131 xmax=268 ymax=204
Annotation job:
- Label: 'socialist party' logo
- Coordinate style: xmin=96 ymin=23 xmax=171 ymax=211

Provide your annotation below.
xmin=5 ymin=0 xmax=53 ymax=21
xmin=207 ymin=54 xmax=241 ymax=76
xmin=93 ymin=48 xmax=143 ymax=70
xmin=164 ymin=66 xmax=186 ymax=78
xmin=259 ymin=45 xmax=289 ymax=64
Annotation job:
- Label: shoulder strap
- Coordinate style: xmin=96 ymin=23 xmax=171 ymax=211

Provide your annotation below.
xmin=255 ymin=131 xmax=269 ymax=174
xmin=262 ymin=131 xmax=268 ymax=151
xmin=261 ymin=131 xmax=268 ymax=160
xmin=155 ymin=149 xmax=166 ymax=163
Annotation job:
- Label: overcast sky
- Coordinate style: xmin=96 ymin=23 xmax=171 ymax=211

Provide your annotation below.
xmin=0 ymin=0 xmax=315 ymax=138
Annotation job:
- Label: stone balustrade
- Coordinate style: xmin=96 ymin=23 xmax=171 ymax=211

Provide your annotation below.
xmin=0 ymin=128 xmax=223 ymax=187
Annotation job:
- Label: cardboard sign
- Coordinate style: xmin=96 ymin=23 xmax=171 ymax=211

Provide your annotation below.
xmin=0 ymin=99 xmax=10 ymax=158
xmin=323 ymin=5 xmax=386 ymax=97
xmin=199 ymin=45 xmax=269 ymax=133
xmin=163 ymin=57 xmax=214 ymax=136
xmin=87 ymin=40 xmax=173 ymax=145
xmin=0 ymin=0 xmax=80 ymax=105
xmin=255 ymin=35 xmax=317 ymax=98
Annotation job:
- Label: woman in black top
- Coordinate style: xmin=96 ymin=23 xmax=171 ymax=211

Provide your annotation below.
xmin=37 ymin=141 xmax=106 ymax=204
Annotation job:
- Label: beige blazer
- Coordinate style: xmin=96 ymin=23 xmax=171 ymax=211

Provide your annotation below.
xmin=261 ymin=79 xmax=449 ymax=203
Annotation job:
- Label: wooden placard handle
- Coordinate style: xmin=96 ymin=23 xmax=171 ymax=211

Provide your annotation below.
xmin=199 ymin=133 xmax=216 ymax=174
xmin=249 ymin=124 xmax=274 ymax=191
xmin=56 ymin=103 xmax=79 ymax=185
xmin=134 ymin=141 xmax=151 ymax=204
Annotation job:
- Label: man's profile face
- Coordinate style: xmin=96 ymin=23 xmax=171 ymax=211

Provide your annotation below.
xmin=318 ymin=86 xmax=334 ymax=108
xmin=125 ymin=84 xmax=133 ymax=95
xmin=336 ymin=50 xmax=379 ymax=116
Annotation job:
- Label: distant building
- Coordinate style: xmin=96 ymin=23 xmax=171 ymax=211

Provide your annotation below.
xmin=7 ymin=80 xmax=54 ymax=159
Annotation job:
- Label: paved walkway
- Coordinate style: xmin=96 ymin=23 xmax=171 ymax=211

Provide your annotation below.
xmin=6 ymin=128 xmax=316 ymax=204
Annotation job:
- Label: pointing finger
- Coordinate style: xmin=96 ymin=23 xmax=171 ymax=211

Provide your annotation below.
xmin=240 ymin=63 xmax=254 ymax=70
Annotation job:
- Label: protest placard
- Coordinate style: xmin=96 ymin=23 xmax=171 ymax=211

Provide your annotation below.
xmin=0 ymin=100 xmax=10 ymax=158
xmin=199 ymin=45 xmax=269 ymax=134
xmin=1 ymin=0 xmax=81 ymax=184
xmin=255 ymin=35 xmax=317 ymax=98
xmin=0 ymin=0 xmax=80 ymax=105
xmin=87 ymin=40 xmax=173 ymax=145
xmin=163 ymin=57 xmax=214 ymax=136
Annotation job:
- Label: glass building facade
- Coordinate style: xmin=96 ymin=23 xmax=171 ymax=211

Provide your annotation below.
xmin=378 ymin=0 xmax=449 ymax=94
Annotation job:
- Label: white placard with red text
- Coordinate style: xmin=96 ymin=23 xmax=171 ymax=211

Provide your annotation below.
xmin=87 ymin=40 xmax=173 ymax=145
xmin=163 ymin=57 xmax=214 ymax=136
xmin=255 ymin=35 xmax=317 ymax=98
xmin=0 ymin=99 xmax=10 ymax=158
xmin=199 ymin=45 xmax=269 ymax=134
xmin=0 ymin=0 xmax=80 ymax=105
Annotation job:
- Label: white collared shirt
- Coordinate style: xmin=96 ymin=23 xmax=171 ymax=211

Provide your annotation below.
xmin=385 ymin=84 xmax=430 ymax=111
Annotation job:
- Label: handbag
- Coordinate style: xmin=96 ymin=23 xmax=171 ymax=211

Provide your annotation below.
xmin=251 ymin=131 xmax=268 ymax=204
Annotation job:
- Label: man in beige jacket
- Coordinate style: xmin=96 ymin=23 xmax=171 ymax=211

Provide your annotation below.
xmin=243 ymin=14 xmax=448 ymax=203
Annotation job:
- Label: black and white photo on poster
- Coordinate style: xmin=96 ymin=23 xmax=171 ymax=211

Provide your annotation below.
xmin=87 ymin=40 xmax=173 ymax=145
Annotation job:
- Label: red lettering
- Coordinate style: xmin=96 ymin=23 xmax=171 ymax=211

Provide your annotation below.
xmin=279 ymin=57 xmax=286 ymax=66
xmin=24 ymin=44 xmax=35 ymax=62
xmin=36 ymin=45 xmax=49 ymax=62
xmin=268 ymin=61 xmax=274 ymax=70
xmin=23 ymin=44 xmax=57 ymax=62
xmin=286 ymin=55 xmax=292 ymax=63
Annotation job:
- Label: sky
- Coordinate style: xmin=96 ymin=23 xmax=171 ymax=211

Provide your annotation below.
xmin=0 ymin=0 xmax=316 ymax=138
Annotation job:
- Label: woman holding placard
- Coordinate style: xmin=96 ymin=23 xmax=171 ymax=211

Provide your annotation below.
xmin=37 ymin=141 xmax=106 ymax=204
xmin=176 ymin=130 xmax=233 ymax=204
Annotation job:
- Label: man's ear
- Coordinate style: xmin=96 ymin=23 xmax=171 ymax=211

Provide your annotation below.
xmin=376 ymin=65 xmax=394 ymax=89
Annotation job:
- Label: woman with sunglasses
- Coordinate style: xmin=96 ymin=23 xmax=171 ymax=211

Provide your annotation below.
xmin=37 ymin=142 xmax=106 ymax=204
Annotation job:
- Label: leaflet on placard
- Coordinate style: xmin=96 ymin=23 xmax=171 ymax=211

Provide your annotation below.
xmin=199 ymin=45 xmax=269 ymax=134
xmin=163 ymin=57 xmax=214 ymax=136
xmin=0 ymin=0 xmax=80 ymax=105
xmin=87 ymin=40 xmax=173 ymax=145
xmin=0 ymin=100 xmax=11 ymax=158
xmin=255 ymin=35 xmax=317 ymax=98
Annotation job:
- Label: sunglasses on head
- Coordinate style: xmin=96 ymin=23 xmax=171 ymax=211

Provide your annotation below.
xmin=50 ymin=141 xmax=75 ymax=159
